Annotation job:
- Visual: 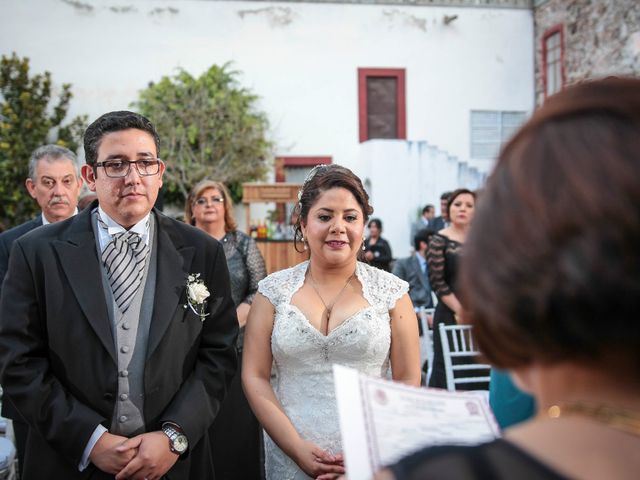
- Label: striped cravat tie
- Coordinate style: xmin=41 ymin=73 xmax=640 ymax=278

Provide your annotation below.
xmin=102 ymin=231 xmax=149 ymax=313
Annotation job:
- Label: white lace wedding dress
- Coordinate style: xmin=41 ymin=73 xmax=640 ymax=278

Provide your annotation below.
xmin=258 ymin=260 xmax=409 ymax=480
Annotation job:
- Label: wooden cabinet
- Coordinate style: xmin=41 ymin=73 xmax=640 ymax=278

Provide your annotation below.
xmin=242 ymin=183 xmax=308 ymax=274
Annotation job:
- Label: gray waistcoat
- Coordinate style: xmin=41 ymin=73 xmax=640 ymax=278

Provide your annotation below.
xmin=92 ymin=213 xmax=157 ymax=436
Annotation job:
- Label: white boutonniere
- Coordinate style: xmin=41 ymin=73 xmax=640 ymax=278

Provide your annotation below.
xmin=184 ymin=273 xmax=210 ymax=321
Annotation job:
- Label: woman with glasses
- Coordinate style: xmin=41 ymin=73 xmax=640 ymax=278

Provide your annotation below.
xmin=184 ymin=179 xmax=267 ymax=479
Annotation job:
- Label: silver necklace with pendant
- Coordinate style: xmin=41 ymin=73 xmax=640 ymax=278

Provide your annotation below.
xmin=307 ymin=266 xmax=355 ymax=336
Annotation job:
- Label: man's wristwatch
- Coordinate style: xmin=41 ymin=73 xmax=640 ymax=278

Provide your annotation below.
xmin=161 ymin=422 xmax=188 ymax=455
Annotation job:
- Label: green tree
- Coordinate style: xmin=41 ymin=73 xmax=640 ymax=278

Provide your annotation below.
xmin=0 ymin=52 xmax=87 ymax=227
xmin=133 ymin=63 xmax=272 ymax=205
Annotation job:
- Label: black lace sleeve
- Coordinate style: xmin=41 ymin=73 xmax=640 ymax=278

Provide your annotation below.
xmin=427 ymin=233 xmax=451 ymax=298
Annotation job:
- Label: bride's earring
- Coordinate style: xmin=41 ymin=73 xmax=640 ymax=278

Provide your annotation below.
xmin=302 ymin=236 xmax=307 ymax=250
xmin=362 ymin=236 xmax=366 ymax=251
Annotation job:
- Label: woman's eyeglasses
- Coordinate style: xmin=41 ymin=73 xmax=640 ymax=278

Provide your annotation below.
xmin=194 ymin=196 xmax=224 ymax=206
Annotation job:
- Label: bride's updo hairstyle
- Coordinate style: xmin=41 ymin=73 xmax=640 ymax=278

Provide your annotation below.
xmin=459 ymin=77 xmax=640 ymax=380
xmin=293 ymin=164 xmax=373 ymax=253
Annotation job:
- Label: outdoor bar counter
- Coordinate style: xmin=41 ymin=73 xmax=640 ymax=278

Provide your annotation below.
xmin=243 ymin=182 xmax=309 ymax=274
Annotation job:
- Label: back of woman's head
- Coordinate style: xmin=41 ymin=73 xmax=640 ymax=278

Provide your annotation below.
xmin=460 ymin=78 xmax=640 ymax=379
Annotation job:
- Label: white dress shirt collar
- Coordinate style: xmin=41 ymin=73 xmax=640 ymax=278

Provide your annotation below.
xmin=41 ymin=208 xmax=78 ymax=226
xmin=96 ymin=206 xmax=151 ymax=250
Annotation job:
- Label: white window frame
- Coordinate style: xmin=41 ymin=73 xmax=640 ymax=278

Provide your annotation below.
xmin=470 ymin=110 xmax=527 ymax=160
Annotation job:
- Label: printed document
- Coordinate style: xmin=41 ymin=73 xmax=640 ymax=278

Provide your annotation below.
xmin=334 ymin=365 xmax=500 ymax=480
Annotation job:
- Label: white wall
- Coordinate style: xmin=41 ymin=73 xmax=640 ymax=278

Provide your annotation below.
xmin=1 ymin=0 xmax=534 ymax=247
xmin=1 ymin=0 xmax=533 ymax=162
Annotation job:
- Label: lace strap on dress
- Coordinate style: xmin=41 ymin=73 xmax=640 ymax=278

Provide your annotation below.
xmin=357 ymin=261 xmax=409 ymax=310
xmin=257 ymin=261 xmax=307 ymax=307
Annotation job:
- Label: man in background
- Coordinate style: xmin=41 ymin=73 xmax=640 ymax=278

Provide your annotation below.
xmin=0 ymin=144 xmax=83 ymax=285
xmin=410 ymin=204 xmax=434 ymax=247
xmin=393 ymin=228 xmax=434 ymax=333
xmin=0 ymin=144 xmax=83 ymax=474
xmin=429 ymin=191 xmax=452 ymax=232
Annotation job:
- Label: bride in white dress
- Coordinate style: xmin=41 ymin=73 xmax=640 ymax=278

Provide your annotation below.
xmin=243 ymin=165 xmax=421 ymax=480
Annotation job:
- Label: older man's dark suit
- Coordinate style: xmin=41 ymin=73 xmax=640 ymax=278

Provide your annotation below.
xmin=0 ymin=216 xmax=44 ymax=471
xmin=0 ymin=217 xmax=43 ymax=288
xmin=0 ymin=203 xmax=238 ymax=479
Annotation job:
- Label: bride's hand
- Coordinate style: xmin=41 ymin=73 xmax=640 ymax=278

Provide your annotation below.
xmin=315 ymin=453 xmax=345 ymax=479
xmin=293 ymin=440 xmax=346 ymax=478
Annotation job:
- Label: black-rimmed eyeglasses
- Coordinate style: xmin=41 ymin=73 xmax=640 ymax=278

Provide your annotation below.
xmin=95 ymin=159 xmax=162 ymax=178
xmin=194 ymin=196 xmax=224 ymax=206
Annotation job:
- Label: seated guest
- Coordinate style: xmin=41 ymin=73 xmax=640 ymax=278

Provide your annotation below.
xmin=377 ymin=78 xmax=640 ymax=479
xmin=394 ymin=229 xmax=434 ymax=309
xmin=393 ymin=228 xmax=434 ymax=334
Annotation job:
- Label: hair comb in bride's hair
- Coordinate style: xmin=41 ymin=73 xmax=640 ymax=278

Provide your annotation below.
xmin=297 ymin=164 xmax=330 ymax=202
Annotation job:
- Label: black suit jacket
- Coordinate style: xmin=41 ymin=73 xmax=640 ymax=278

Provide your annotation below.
xmin=0 ymin=216 xmax=43 ymax=295
xmin=0 ymin=204 xmax=238 ymax=479
xmin=0 ymin=216 xmax=44 ymax=424
xmin=430 ymin=216 xmax=446 ymax=233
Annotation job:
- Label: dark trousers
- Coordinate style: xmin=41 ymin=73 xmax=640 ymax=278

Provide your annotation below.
xmin=210 ymin=353 xmax=264 ymax=480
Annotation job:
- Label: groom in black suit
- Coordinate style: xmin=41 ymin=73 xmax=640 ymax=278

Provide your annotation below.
xmin=0 ymin=111 xmax=238 ymax=479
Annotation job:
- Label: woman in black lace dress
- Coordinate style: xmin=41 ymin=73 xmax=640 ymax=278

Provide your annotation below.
xmin=426 ymin=188 xmax=476 ymax=389
xmin=185 ymin=180 xmax=267 ymax=479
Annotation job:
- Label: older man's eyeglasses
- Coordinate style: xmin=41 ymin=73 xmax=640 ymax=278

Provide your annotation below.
xmin=95 ymin=159 xmax=162 ymax=178
xmin=194 ymin=196 xmax=224 ymax=206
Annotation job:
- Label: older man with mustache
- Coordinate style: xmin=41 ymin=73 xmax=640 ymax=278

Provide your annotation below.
xmin=0 ymin=143 xmax=83 ymax=474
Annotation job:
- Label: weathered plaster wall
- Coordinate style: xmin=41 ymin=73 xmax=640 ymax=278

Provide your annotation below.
xmin=534 ymin=0 xmax=640 ymax=104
